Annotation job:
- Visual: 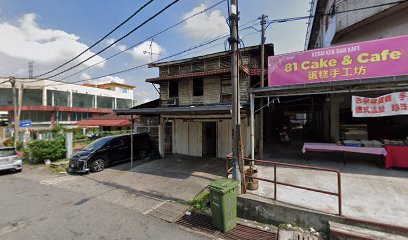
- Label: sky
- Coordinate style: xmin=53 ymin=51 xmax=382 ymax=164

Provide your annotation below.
xmin=0 ymin=0 xmax=311 ymax=104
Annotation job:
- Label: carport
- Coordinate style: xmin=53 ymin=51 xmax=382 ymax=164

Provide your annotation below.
xmin=114 ymin=103 xmax=245 ymax=170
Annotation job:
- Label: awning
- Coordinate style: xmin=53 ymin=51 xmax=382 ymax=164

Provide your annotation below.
xmin=115 ymin=104 xmax=236 ymax=115
xmin=75 ymin=119 xmax=131 ymax=127
xmin=252 ymin=75 xmax=408 ymax=97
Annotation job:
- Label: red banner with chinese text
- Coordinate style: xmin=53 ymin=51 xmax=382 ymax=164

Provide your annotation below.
xmin=352 ymin=92 xmax=408 ymax=117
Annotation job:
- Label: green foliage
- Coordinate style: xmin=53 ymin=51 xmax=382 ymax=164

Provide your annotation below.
xmin=188 ymin=189 xmax=210 ymax=210
xmin=2 ymin=138 xmax=23 ymax=150
xmin=27 ymin=136 xmax=66 ymax=163
xmin=2 ymin=137 xmax=14 ymax=146
xmin=51 ymin=124 xmax=64 ymax=133
xmin=74 ymin=134 xmax=87 ymax=140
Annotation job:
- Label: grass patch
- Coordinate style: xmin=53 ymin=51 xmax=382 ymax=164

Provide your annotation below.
xmin=22 ymin=160 xmax=43 ymax=169
xmin=50 ymin=167 xmax=67 ymax=173
xmin=188 ymin=189 xmax=210 ymax=210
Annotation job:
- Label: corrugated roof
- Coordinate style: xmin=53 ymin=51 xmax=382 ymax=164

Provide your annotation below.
xmin=146 ymin=68 xmax=231 ymax=83
xmin=146 ymin=67 xmax=252 ymax=83
xmin=148 ymin=44 xmax=274 ymax=67
xmin=115 ymin=104 xmax=234 ymax=115
xmin=75 ymin=119 xmax=131 ymax=127
xmin=84 ymin=113 xmax=138 ymax=120
xmin=74 ymin=113 xmax=138 ymax=126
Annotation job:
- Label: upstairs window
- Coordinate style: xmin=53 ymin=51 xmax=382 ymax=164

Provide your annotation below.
xmin=193 ymin=78 xmax=203 ymax=96
xmin=169 ymin=81 xmax=179 ymax=98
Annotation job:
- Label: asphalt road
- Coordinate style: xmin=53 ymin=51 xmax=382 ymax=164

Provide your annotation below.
xmin=0 ymin=168 xmax=211 ymax=240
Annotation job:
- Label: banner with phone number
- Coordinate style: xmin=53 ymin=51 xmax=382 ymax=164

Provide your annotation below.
xmin=352 ymin=92 xmax=408 ymax=117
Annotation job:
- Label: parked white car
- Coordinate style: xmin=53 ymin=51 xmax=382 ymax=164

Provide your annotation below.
xmin=0 ymin=147 xmax=22 ymax=172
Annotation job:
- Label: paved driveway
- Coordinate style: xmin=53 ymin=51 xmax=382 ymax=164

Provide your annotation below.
xmin=0 ymin=155 xmax=225 ymax=239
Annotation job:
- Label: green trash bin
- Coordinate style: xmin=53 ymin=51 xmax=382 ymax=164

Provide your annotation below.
xmin=209 ymin=179 xmax=238 ymax=232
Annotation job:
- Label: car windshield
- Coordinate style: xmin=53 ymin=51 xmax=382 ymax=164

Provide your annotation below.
xmin=83 ymin=138 xmax=110 ymax=151
xmin=0 ymin=149 xmax=16 ymax=157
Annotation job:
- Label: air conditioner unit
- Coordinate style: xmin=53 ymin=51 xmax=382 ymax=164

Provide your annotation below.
xmin=167 ymin=98 xmax=179 ymax=106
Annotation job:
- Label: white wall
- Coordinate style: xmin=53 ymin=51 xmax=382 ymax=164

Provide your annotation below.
xmin=173 ymin=119 xmax=202 ymax=157
xmin=0 ymin=78 xmax=134 ymax=108
xmin=171 ymin=118 xmax=250 ymax=159
xmin=217 ymin=120 xmax=232 ymax=158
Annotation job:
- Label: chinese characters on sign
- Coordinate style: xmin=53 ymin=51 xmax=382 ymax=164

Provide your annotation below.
xmin=352 ymin=92 xmax=408 ymax=117
xmin=268 ymin=35 xmax=408 ymax=87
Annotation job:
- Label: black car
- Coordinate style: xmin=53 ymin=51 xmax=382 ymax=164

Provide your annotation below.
xmin=68 ymin=133 xmax=157 ymax=173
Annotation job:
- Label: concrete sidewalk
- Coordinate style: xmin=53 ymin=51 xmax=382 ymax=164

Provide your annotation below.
xmin=107 ymin=155 xmax=225 ymax=202
xmin=20 ymin=155 xmax=225 ymax=215
xmin=247 ymin=163 xmax=408 ymax=228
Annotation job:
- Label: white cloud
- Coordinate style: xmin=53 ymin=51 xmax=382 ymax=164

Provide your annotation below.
xmin=79 ymin=73 xmax=126 ymax=85
xmin=0 ymin=13 xmax=105 ymax=77
xmin=80 ymin=72 xmax=91 ymax=80
xmin=133 ymin=84 xmax=159 ymax=105
xmin=130 ymin=41 xmax=164 ymax=63
xmin=117 ymin=44 xmax=127 ymax=51
xmin=105 ymin=38 xmax=127 ymax=52
xmin=95 ymin=75 xmax=126 ymax=84
xmin=105 ymin=38 xmax=116 ymax=45
xmin=182 ymin=4 xmax=229 ymax=40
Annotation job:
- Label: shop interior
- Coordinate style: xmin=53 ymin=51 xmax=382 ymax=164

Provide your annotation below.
xmin=261 ymin=91 xmax=408 ymax=170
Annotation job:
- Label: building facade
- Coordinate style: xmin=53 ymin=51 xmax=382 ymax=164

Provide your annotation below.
xmin=300 ymin=0 xmax=408 ymax=142
xmin=0 ymin=78 xmax=135 ymax=129
xmin=305 ymin=0 xmax=408 ymax=49
xmin=116 ymin=45 xmax=274 ymax=158
xmin=250 ymin=0 xmax=408 ymax=159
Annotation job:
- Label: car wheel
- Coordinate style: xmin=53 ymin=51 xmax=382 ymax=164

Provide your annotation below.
xmin=14 ymin=169 xmax=22 ymax=173
xmin=91 ymin=159 xmax=105 ymax=172
xmin=137 ymin=150 xmax=149 ymax=160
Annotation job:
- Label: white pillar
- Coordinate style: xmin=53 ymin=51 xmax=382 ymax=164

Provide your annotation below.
xmin=250 ymin=93 xmax=255 ymax=159
xmin=69 ymin=91 xmax=73 ymax=107
xmin=51 ymin=91 xmax=55 ymax=106
xmin=94 ymin=95 xmax=97 ymax=109
xmin=158 ymin=117 xmax=164 ymax=156
xmin=42 ymin=88 xmax=47 ymax=106
xmin=65 ymin=132 xmax=73 ymax=159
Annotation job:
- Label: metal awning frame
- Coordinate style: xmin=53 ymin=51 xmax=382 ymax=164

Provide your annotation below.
xmin=248 ymin=75 xmax=408 ymax=160
xmin=250 ymin=75 xmax=408 ymax=98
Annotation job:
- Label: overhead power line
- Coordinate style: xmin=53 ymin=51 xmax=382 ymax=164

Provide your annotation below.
xmin=86 ymin=36 xmax=228 ymax=81
xmin=45 ymin=35 xmax=230 ymax=87
xmin=48 ymin=0 xmax=406 ymax=85
xmin=43 ymin=26 xmax=257 ymax=88
xmin=42 ymin=21 xmax=259 ymax=89
xmin=42 ymin=0 xmax=182 ymax=80
xmin=61 ymin=0 xmax=227 ymax=81
xmin=35 ymin=0 xmax=156 ymax=78
xmin=267 ymin=0 xmax=408 ymax=27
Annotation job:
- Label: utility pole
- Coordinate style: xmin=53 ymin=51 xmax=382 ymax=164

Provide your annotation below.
xmin=259 ymin=14 xmax=267 ymax=159
xmin=229 ymin=0 xmax=243 ymax=193
xmin=9 ymin=77 xmax=19 ymax=148
xmin=28 ymin=61 xmax=34 ymax=78
xmin=56 ymin=93 xmax=60 ymax=125
xmin=18 ymin=84 xmax=23 ymax=131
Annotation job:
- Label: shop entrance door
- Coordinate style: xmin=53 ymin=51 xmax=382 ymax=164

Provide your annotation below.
xmin=202 ymin=122 xmax=217 ymax=157
xmin=164 ymin=122 xmax=172 ymax=154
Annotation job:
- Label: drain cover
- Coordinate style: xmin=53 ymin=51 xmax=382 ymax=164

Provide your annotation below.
xmin=177 ymin=212 xmax=277 ymax=240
